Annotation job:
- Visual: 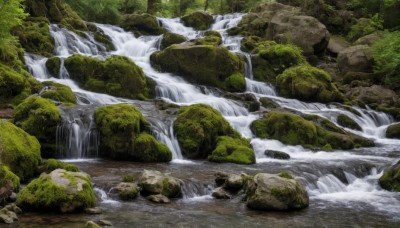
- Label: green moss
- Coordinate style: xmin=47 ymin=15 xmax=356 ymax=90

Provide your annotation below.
xmin=133 ymin=133 xmax=172 ymax=162
xmin=225 ymin=73 xmax=246 ymax=92
xmin=347 ymin=17 xmax=383 ymax=42
xmin=181 ymin=12 xmax=214 ymax=30
xmin=278 ymin=172 xmax=293 ymax=179
xmin=386 ymin=124 xmax=400 ymax=139
xmin=119 ymin=13 xmax=165 ymax=36
xmin=259 ymin=97 xmax=279 ymax=109
xmin=38 ymin=159 xmax=80 ymax=173
xmin=195 ymin=36 xmax=222 ymax=46
xmin=0 ymin=64 xmax=26 ymax=99
xmin=337 ymin=114 xmax=362 ymax=131
xmin=174 ymin=104 xmax=240 ymax=159
xmin=204 ymin=30 xmax=221 ymax=38
xmin=40 ymin=81 xmax=77 ymax=104
xmin=64 ymin=54 xmax=103 ymax=85
xmin=276 ymin=65 xmax=344 ymax=103
xmin=208 ymin=136 xmax=256 ymax=165
xmin=161 ymin=32 xmax=187 ymax=50
xmin=379 ymin=161 xmax=400 ymax=192
xmin=45 ymin=57 xmax=61 ymax=77
xmin=270 ymin=186 xmax=291 ymax=200
xmin=0 ymin=120 xmax=42 ymax=181
xmin=322 ymin=144 xmax=333 ymax=151
xmin=0 ymin=164 xmax=20 ymax=191
xmin=123 ymin=175 xmax=135 ymax=182
xmin=86 ymin=24 xmax=115 ymax=51
xmin=13 ymin=96 xmax=60 ymax=155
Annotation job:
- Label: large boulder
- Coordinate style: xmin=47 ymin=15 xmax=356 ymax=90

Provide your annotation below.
xmin=161 ymin=32 xmax=187 ymax=50
xmin=346 ymin=85 xmax=399 ymax=107
xmin=13 ymin=96 xmax=61 ymax=157
xmin=151 ymin=44 xmax=245 ymax=92
xmin=173 ymin=104 xmax=240 ymax=159
xmin=119 ymin=13 xmax=165 ymax=36
xmin=250 ymin=111 xmax=374 ymax=150
xmin=138 ymin=170 xmax=182 ymax=198
xmin=181 ymin=11 xmax=214 ymax=30
xmin=327 ymin=36 xmax=350 ymax=55
xmin=0 ymin=121 xmax=42 ymax=181
xmin=40 ymin=81 xmax=77 ymax=104
xmin=17 ymin=169 xmax=96 ymax=213
xmin=276 ymin=65 xmax=343 ymax=103
xmin=337 ymin=114 xmax=362 ymax=131
xmin=337 ymin=45 xmax=373 ymax=74
xmin=244 ymin=173 xmax=309 ymax=211
xmin=94 ymin=104 xmax=172 ymax=162
xmin=386 ymin=124 xmax=400 ymax=139
xmin=379 ymin=160 xmax=400 ymax=192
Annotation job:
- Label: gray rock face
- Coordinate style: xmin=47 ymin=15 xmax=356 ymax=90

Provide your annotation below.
xmin=147 ymin=194 xmax=171 ymax=203
xmin=0 ymin=204 xmax=21 ymax=224
xmin=138 ymin=170 xmax=182 ymax=198
xmin=114 ymin=182 xmax=140 ymax=201
xmin=337 ymin=45 xmax=373 ymax=74
xmin=245 ymin=173 xmax=309 ymax=211
xmin=215 ymin=172 xmax=244 ymax=191
xmin=346 ymin=85 xmax=399 ymax=105
xmin=328 ymin=36 xmax=350 ymax=55
xmin=264 ymin=150 xmax=290 ymax=160
xmin=212 ymin=187 xmax=232 ymax=199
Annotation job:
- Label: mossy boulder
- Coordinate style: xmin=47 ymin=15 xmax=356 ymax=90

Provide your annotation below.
xmin=119 ymin=13 xmax=165 ymax=36
xmin=264 ymin=150 xmax=290 ymax=160
xmin=17 ymin=169 xmax=96 ymax=213
xmin=38 ymin=159 xmax=80 ymax=174
xmin=114 ymin=182 xmax=139 ymax=201
xmin=337 ymin=114 xmax=362 ymax=131
xmin=45 ymin=57 xmax=61 ymax=77
xmin=0 ymin=121 xmax=42 ymax=181
xmin=138 ymin=170 xmax=182 ymax=198
xmin=259 ymin=97 xmax=280 ymax=109
xmin=244 ymin=173 xmax=309 ymax=211
xmin=0 ymin=165 xmax=20 ymax=201
xmin=379 ymin=161 xmax=400 ymax=192
xmin=40 ymin=81 xmax=77 ymax=104
xmin=276 ymin=65 xmax=343 ymax=103
xmin=208 ymin=136 xmax=255 ymax=165
xmin=195 ymin=32 xmax=222 ymax=46
xmin=12 ymin=17 xmax=55 ymax=57
xmin=337 ymin=45 xmax=373 ymax=74
xmin=151 ymin=44 xmax=245 ymax=92
xmin=64 ymin=55 xmax=151 ymax=99
xmin=94 ymin=104 xmax=172 ymax=162
xmin=87 ymin=23 xmax=115 ymax=51
xmin=161 ymin=32 xmax=187 ymax=50
xmin=0 ymin=64 xmax=26 ymax=100
xmin=173 ymin=104 xmax=240 ymax=159
xmin=250 ymin=111 xmax=373 ymax=150
xmin=13 ymin=96 xmax=61 ymax=156
xmin=181 ymin=11 xmax=214 ymax=30
xmin=386 ymin=124 xmax=400 ymax=139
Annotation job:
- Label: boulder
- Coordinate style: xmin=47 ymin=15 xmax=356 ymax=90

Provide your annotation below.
xmin=161 ymin=32 xmax=187 ymax=50
xmin=87 ymin=23 xmax=115 ymax=51
xmin=354 ymin=32 xmax=384 ymax=46
xmin=146 ymin=194 xmax=170 ymax=203
xmin=113 ymin=182 xmax=139 ymax=200
xmin=40 ymin=81 xmax=77 ymax=104
xmin=379 ymin=160 xmax=400 ymax=192
xmin=94 ymin=104 xmax=172 ymax=162
xmin=212 ymin=187 xmax=231 ymax=199
xmin=17 ymin=169 xmax=96 ymax=213
xmin=85 ymin=207 xmax=103 ymax=214
xmin=138 ymin=170 xmax=182 ymax=198
xmin=0 ymin=207 xmax=18 ymax=224
xmin=0 ymin=165 xmax=20 ymax=203
xmin=119 ymin=13 xmax=165 ymax=35
xmin=346 ymin=85 xmax=399 ymax=107
xmin=327 ymin=36 xmax=350 ymax=55
xmin=151 ymin=44 xmax=245 ymax=92
xmin=386 ymin=124 xmax=400 ymax=139
xmin=244 ymin=173 xmax=309 ymax=211
xmin=195 ymin=31 xmax=222 ymax=46
xmin=276 ymin=65 xmax=343 ymax=103
xmin=259 ymin=97 xmax=280 ymax=109
xmin=215 ymin=172 xmax=244 ymax=191
xmin=337 ymin=114 xmax=362 ymax=131
xmin=45 ymin=57 xmax=61 ymax=77
xmin=208 ymin=136 xmax=256 ymax=165
xmin=0 ymin=121 xmax=42 ymax=181
xmin=181 ymin=11 xmax=214 ymax=30
xmin=264 ymin=150 xmax=290 ymax=160
xmin=38 ymin=159 xmax=80 ymax=174
xmin=337 ymin=45 xmax=373 ymax=74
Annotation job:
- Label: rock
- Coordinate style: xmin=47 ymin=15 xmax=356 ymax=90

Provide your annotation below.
xmin=354 ymin=32 xmax=384 ymax=46
xmin=173 ymin=104 xmax=240 ymax=158
xmin=245 ymin=173 xmax=309 ymax=211
xmin=40 ymin=81 xmax=77 ymax=104
xmin=94 ymin=104 xmax=172 ymax=162
xmin=85 ymin=207 xmax=103 ymax=214
xmin=138 ymin=170 xmax=182 ymax=198
xmin=161 ymin=32 xmax=187 ymax=50
xmin=337 ymin=45 xmax=373 ymax=74
xmin=17 ymin=169 xmax=96 ymax=213
xmin=0 ymin=121 xmax=42 ymax=181
xmin=276 ymin=65 xmax=343 ymax=103
xmin=87 ymin=23 xmax=115 ymax=51
xmin=151 ymin=43 xmax=245 ymax=92
xmin=84 ymin=221 xmax=101 ymax=228
xmin=264 ymin=150 xmax=290 ymax=160
xmin=0 ymin=208 xmax=18 ymax=224
xmin=347 ymin=18 xmax=381 ymax=42
xmin=346 ymin=85 xmax=399 ymax=106
xmin=181 ymin=11 xmax=214 ymax=30
xmin=114 ymin=182 xmax=140 ymax=200
xmin=386 ymin=124 xmax=400 ymax=139
xmin=38 ymin=159 xmax=80 ymax=174
xmin=119 ymin=13 xmax=165 ymax=35
xmin=13 ymin=96 xmax=61 ymax=158
xmin=98 ymin=220 xmax=113 ymax=226
xmin=327 ymin=36 xmax=350 ymax=55
xmin=224 ymin=93 xmax=260 ymax=112
xmin=46 ymin=57 xmax=61 ymax=77
xmin=259 ymin=97 xmax=280 ymax=109
xmin=215 ymin=172 xmax=244 ymax=191
xmin=379 ymin=160 xmax=400 ymax=192
xmin=212 ymin=187 xmax=231 ymax=199
xmin=195 ymin=31 xmax=222 ymax=46
xmin=208 ymin=136 xmax=256 ymax=165
xmin=147 ymin=194 xmax=170 ymax=203
xmin=337 ymin=114 xmax=362 ymax=131
xmin=0 ymin=165 xmax=20 ymax=202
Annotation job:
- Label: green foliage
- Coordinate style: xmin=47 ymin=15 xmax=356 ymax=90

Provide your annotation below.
xmin=208 ymin=136 xmax=256 ymax=164
xmin=0 ymin=120 xmax=42 ymax=181
xmin=65 ymin=0 xmax=121 ymax=24
xmin=347 ymin=15 xmax=383 ymax=41
xmin=0 ymin=0 xmax=27 ymax=47
xmin=0 ymin=63 xmax=25 ymax=99
xmin=0 ymin=164 xmax=20 ymax=190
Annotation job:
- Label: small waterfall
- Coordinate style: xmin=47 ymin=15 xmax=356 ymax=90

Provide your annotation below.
xmin=181 ymin=181 xmax=214 ymax=201
xmin=25 ymin=54 xmax=52 ymax=79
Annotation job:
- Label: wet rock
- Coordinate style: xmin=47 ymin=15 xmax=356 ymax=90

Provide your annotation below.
xmin=85 ymin=207 xmax=103 ymax=214
xmin=215 ymin=172 xmax=244 ymax=191
xmin=224 ymin=93 xmax=260 ymax=112
xmin=244 ymin=173 xmax=309 ymax=211
xmin=346 ymin=85 xmax=399 ymax=106
xmin=0 ymin=109 xmax=14 ymax=119
xmin=354 ymin=32 xmax=384 ymax=46
xmin=208 ymin=136 xmax=256 ymax=165
xmin=161 ymin=32 xmax=187 ymax=50
xmin=259 ymin=97 xmax=280 ymax=109
xmin=379 ymin=160 xmax=400 ymax=192
xmin=138 ymin=170 xmax=182 ymax=198
xmin=386 ymin=124 xmax=400 ymax=139
xmin=3 ymin=204 xmax=22 ymax=214
xmin=327 ymin=36 xmax=350 ymax=55
xmin=114 ymin=182 xmax=140 ymax=201
xmin=181 ymin=11 xmax=214 ymax=30
xmin=212 ymin=187 xmax=231 ymax=199
xmin=264 ymin=150 xmax=290 ymax=160
xmin=337 ymin=45 xmax=373 ymax=74
xmin=120 ymin=13 xmax=165 ymax=35
xmin=147 ymin=194 xmax=171 ymax=203
xmin=337 ymin=114 xmax=362 ymax=131
xmin=83 ymin=221 xmax=101 ymax=228
xmin=98 ymin=220 xmax=113 ymax=226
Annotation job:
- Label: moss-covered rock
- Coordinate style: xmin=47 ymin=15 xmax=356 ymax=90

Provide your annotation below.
xmin=119 ymin=13 xmax=165 ymax=36
xmin=264 ymin=150 xmax=290 ymax=160
xmin=40 ymin=81 xmax=77 ymax=104
xmin=0 ymin=164 xmax=20 ymax=197
xmin=386 ymin=124 xmax=400 ymax=139
xmin=174 ymin=104 xmax=240 ymax=159
xmin=151 ymin=44 xmax=245 ymax=92
xmin=259 ymin=97 xmax=280 ymax=109
xmin=276 ymin=65 xmax=343 ymax=103
xmin=181 ymin=11 xmax=214 ymax=30
xmin=250 ymin=111 xmax=373 ymax=150
xmin=0 ymin=64 xmax=26 ymax=100
xmin=195 ymin=31 xmax=222 ymax=46
xmin=208 ymin=136 xmax=255 ymax=164
xmin=45 ymin=57 xmax=61 ymax=77
xmin=13 ymin=96 xmax=60 ymax=156
xmin=138 ymin=170 xmax=182 ymax=198
xmin=38 ymin=159 xmax=80 ymax=174
xmin=114 ymin=182 xmax=139 ymax=201
xmin=0 ymin=121 xmax=42 ymax=181
xmin=87 ymin=23 xmax=115 ymax=51
xmin=161 ymin=32 xmax=187 ymax=50
xmin=379 ymin=160 xmax=400 ymax=192
xmin=64 ymin=55 xmax=151 ymax=99
xmin=17 ymin=169 xmax=96 ymax=213
xmin=337 ymin=114 xmax=362 ymax=131
xmin=94 ymin=104 xmax=171 ymax=162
